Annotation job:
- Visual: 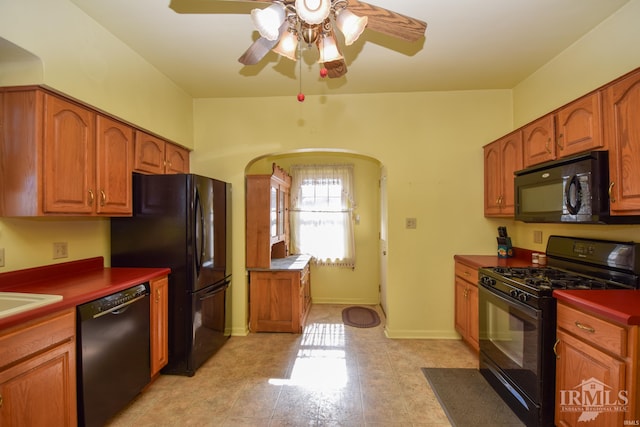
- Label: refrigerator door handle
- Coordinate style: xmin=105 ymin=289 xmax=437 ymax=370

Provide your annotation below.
xmin=194 ymin=187 xmax=205 ymax=274
xmin=199 ymin=282 xmax=230 ymax=301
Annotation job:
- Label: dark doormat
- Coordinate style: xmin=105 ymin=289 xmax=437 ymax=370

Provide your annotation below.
xmin=421 ymin=368 xmax=525 ymax=427
xmin=341 ymin=306 xmax=381 ymax=328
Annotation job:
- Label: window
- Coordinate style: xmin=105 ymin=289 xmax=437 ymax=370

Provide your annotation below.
xmin=290 ymin=164 xmax=356 ymax=268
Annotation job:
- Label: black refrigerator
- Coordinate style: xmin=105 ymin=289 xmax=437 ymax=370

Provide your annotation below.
xmin=111 ymin=173 xmax=231 ymax=376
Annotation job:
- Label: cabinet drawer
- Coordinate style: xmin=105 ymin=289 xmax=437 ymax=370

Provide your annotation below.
xmin=455 ymin=262 xmax=478 ymax=284
xmin=0 ymin=308 xmax=75 ymax=368
xmin=557 ymin=303 xmax=627 ymax=357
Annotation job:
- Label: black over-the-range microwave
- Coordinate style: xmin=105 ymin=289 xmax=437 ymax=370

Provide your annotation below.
xmin=514 ymin=150 xmax=640 ymax=224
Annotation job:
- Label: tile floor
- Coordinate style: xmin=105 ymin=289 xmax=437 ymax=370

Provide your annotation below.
xmin=108 ymin=304 xmax=478 ymax=426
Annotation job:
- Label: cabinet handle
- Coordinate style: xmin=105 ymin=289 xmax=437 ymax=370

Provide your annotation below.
xmin=100 ymin=190 xmax=106 ymax=207
xmin=545 ymin=138 xmax=552 ymax=154
xmin=557 ymin=134 xmax=564 ymax=150
xmin=463 ymin=271 xmax=470 ymax=277
xmin=608 ymin=182 xmax=616 ymax=203
xmin=575 ymin=321 xmax=595 ymax=334
xmin=88 ymin=189 xmax=94 ymax=206
xmin=155 ymin=288 xmax=161 ymax=303
xmin=553 ymin=339 xmax=560 ymax=359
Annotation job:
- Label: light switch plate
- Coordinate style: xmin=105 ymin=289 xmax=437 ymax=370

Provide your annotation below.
xmin=533 ymin=230 xmax=543 ymax=244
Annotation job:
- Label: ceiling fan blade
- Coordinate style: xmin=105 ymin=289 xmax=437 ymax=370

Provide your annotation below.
xmin=238 ymin=21 xmax=288 ymax=65
xmin=238 ymin=37 xmax=278 ymax=65
xmin=324 ymin=59 xmax=347 ymax=78
xmin=347 ymin=0 xmax=427 ymax=42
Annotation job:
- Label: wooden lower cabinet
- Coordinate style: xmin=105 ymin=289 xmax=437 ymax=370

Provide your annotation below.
xmin=0 ymin=308 xmax=77 ymax=426
xmin=150 ymin=276 xmax=169 ymax=377
xmin=454 ymin=260 xmax=479 ymax=351
xmin=249 ymin=263 xmax=311 ymax=333
xmin=555 ymin=302 xmax=639 ymax=426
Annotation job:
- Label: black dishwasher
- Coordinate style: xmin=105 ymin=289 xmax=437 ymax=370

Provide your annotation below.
xmin=76 ymin=283 xmax=151 ymax=427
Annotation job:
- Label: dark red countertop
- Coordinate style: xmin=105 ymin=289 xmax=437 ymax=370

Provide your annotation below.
xmin=0 ymin=257 xmax=170 ymax=330
xmin=553 ymin=289 xmax=640 ymax=326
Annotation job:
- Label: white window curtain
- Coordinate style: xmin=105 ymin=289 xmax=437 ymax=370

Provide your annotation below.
xmin=290 ymin=164 xmax=356 ymax=268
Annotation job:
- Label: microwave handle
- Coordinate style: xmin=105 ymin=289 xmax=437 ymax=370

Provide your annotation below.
xmin=565 ymin=175 xmax=582 ymax=215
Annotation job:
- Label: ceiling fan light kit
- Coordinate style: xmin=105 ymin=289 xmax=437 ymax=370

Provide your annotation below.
xmin=335 ymin=8 xmax=367 ymax=46
xmin=251 ymin=3 xmax=287 ymax=41
xmin=238 ymin=0 xmax=427 ymax=97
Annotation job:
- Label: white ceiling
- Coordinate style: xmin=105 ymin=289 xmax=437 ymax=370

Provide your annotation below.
xmin=69 ymin=0 xmax=630 ymax=99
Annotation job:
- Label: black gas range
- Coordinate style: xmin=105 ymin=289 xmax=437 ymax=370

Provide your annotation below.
xmin=477 ymin=236 xmax=640 ymax=427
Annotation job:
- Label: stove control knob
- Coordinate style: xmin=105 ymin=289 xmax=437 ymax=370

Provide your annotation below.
xmin=510 ymin=290 xmax=519 ymax=298
xmin=481 ymin=276 xmax=496 ymax=286
xmin=518 ymin=292 xmax=529 ymax=302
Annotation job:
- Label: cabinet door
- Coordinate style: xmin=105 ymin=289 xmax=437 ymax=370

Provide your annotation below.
xmin=555 ymin=329 xmax=626 ymax=427
xmin=603 ymin=70 xmax=640 ymax=215
xmin=43 ymin=94 xmax=96 ymax=213
xmin=134 ymin=130 xmax=165 ymax=174
xmin=523 ymin=115 xmax=555 ymax=167
xmin=0 ymin=339 xmax=76 ymax=426
xmin=556 ymin=92 xmax=604 ymax=157
xmin=150 ymin=276 xmax=169 ymax=376
xmin=499 ymin=132 xmax=523 ymax=215
xmin=467 ymin=284 xmax=479 ymax=350
xmin=484 ymin=141 xmax=502 ymax=216
xmin=454 ymin=278 xmax=468 ymax=338
xmin=250 ymin=271 xmax=301 ymax=333
xmin=165 ymin=143 xmax=189 ymax=174
xmin=96 ymin=115 xmax=133 ymax=214
xmin=484 ymin=132 xmax=522 ymax=217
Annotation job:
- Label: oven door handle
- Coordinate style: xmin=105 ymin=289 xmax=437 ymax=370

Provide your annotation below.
xmin=479 ymin=283 xmax=541 ymax=320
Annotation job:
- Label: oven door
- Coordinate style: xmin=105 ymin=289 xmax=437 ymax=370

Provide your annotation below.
xmin=478 ymin=283 xmax=542 ymax=404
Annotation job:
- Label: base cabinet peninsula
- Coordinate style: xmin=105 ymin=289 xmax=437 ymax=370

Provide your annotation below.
xmin=249 ymin=255 xmax=311 ymax=333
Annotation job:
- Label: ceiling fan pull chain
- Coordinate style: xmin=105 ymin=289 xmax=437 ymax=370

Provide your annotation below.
xmin=297 ymin=43 xmax=305 ymax=102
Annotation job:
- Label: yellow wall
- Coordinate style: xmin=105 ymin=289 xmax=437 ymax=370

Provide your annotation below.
xmin=1 ymin=0 xmax=639 ymax=339
xmin=246 ymin=152 xmax=382 ymax=306
xmin=505 ymin=0 xmax=640 ymax=252
xmin=0 ymin=0 xmax=193 ymax=271
xmin=191 ymin=91 xmax=512 ymax=337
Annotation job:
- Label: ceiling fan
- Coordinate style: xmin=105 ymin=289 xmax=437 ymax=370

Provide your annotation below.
xmin=172 ymin=0 xmax=427 ymax=81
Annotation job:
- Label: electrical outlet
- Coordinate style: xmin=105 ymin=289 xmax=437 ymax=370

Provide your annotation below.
xmin=0 ymin=248 xmax=4 ymax=267
xmin=405 ymin=218 xmax=417 ymax=229
xmin=53 ymin=242 xmax=68 ymax=259
xmin=533 ymin=230 xmax=543 ymax=244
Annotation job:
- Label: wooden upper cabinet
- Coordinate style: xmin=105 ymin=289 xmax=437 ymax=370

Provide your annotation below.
xmin=165 ymin=143 xmax=190 ymax=174
xmin=603 ymin=68 xmax=640 ymax=215
xmin=246 ymin=164 xmax=291 ymax=268
xmin=484 ymin=131 xmax=523 ymax=217
xmin=42 ymin=94 xmax=96 ymax=214
xmin=523 ymin=115 xmax=555 ymax=167
xmin=0 ymin=87 xmax=134 ymax=216
xmin=134 ymin=130 xmax=189 ymax=174
xmin=555 ymin=92 xmax=604 ymax=157
xmin=96 ymin=115 xmax=134 ymax=215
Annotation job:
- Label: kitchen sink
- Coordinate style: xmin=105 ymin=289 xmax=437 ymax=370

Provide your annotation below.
xmin=0 ymin=292 xmax=63 ymax=319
